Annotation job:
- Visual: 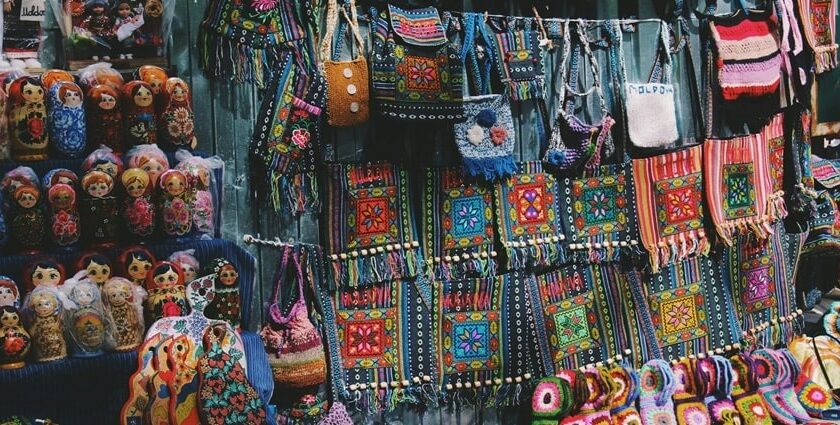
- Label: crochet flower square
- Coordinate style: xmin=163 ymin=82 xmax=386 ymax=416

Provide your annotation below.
xmin=337 ymin=308 xmax=398 ymax=369
xmin=442 ymin=310 xmax=500 ymax=373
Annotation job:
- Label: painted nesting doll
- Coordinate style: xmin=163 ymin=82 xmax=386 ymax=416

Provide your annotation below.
xmin=62 ymin=276 xmax=106 ymax=357
xmin=0 ymin=86 xmax=9 ymax=160
xmin=9 ymin=184 xmax=46 ymax=253
xmin=123 ymin=80 xmax=157 ymax=146
xmin=81 ymin=146 xmax=125 ymax=181
xmin=42 ymin=168 xmax=79 ymax=191
xmin=144 ymin=261 xmax=188 ymax=325
xmin=23 ymin=258 xmax=66 ymax=293
xmin=175 ymin=156 xmax=216 ymax=236
xmin=47 ymin=81 xmax=87 ymax=158
xmin=8 ymin=77 xmax=48 ymax=161
xmin=0 ymin=305 xmax=31 ymax=369
xmin=136 ymin=65 xmax=167 ymax=114
xmin=86 ymin=85 xmax=124 ymax=153
xmin=158 ymin=169 xmax=192 ymax=237
xmin=76 ymin=253 xmax=112 ymax=287
xmin=80 ymin=170 xmax=120 ymax=247
xmin=160 ymin=78 xmax=197 ymax=149
xmin=47 ymin=183 xmax=81 ymax=247
xmin=23 ymin=285 xmax=67 ymax=362
xmin=126 ymin=144 xmax=169 ymax=187
xmin=118 ymin=246 xmax=156 ymax=286
xmin=121 ymin=168 xmax=155 ymax=238
xmin=0 ymin=276 xmax=20 ymax=308
xmin=168 ymin=249 xmax=200 ymax=284
xmin=204 ymin=258 xmax=240 ymax=328
xmin=102 ymin=277 xmax=145 ymax=351
xmin=41 ymin=69 xmax=75 ymax=90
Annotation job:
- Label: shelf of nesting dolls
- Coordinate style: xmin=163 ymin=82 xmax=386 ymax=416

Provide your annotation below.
xmin=0 ymin=149 xmax=224 ymax=252
xmin=0 ymin=237 xmax=261 ymax=424
xmin=66 ymin=56 xmax=169 ymax=72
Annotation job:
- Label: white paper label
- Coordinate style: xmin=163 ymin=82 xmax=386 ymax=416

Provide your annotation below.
xmin=19 ymin=0 xmax=46 ymax=22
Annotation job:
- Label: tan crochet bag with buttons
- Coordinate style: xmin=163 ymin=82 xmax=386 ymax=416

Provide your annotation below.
xmin=321 ymin=0 xmax=369 ymax=127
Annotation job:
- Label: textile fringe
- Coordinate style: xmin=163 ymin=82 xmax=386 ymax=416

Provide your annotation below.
xmin=329 ymin=245 xmax=422 ymax=287
xmin=651 ymin=230 xmax=710 ymax=273
xmin=270 ymin=171 xmax=320 ymax=215
xmin=426 ymin=249 xmax=497 ymax=282
xmin=346 ymin=385 xmax=436 ymax=414
xmin=767 ymin=190 xmax=788 ymax=222
xmin=715 ymin=216 xmax=771 ymax=247
xmin=506 ymin=78 xmax=545 ymax=102
xmin=814 ymin=44 xmax=839 ymax=74
xmin=198 ymin=30 xmax=282 ymax=89
xmin=504 ymin=238 xmax=565 ymax=270
xmin=568 ymin=241 xmax=642 ymax=264
xmin=461 ymin=156 xmax=517 ymax=181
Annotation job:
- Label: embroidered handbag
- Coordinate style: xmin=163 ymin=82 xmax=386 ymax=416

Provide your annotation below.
xmin=321 ymin=0 xmax=369 ymax=127
xmin=453 ymin=94 xmax=516 ymax=181
xmin=615 ymin=21 xmax=679 ymax=149
xmin=261 ymin=247 xmax=326 ymax=389
xmin=370 ymin=4 xmax=465 ymax=121
xmin=797 ymin=0 xmax=838 ymax=73
xmin=488 ymin=16 xmax=546 ymax=101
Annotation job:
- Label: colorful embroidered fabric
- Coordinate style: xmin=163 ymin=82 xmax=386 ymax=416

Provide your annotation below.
xmin=531 ymin=376 xmax=574 ymax=424
xmin=802 ymin=191 xmax=840 ymax=256
xmin=370 ymin=5 xmax=464 ymax=121
xmin=494 ymin=161 xmax=566 ymax=270
xmin=559 ymin=162 xmax=641 ymax=263
xmin=632 ymin=145 xmax=710 ymax=273
xmin=320 ymin=277 xmax=437 ymax=413
xmin=422 ymin=167 xmax=498 ymax=281
xmin=812 ymin=154 xmax=840 ymax=189
xmin=638 ymin=359 xmax=679 ymax=425
xmin=607 ymin=366 xmax=642 ymax=424
xmin=636 ymin=256 xmax=741 ymax=360
xmin=489 ymin=17 xmax=545 ymax=101
xmin=729 ymin=353 xmax=774 ymax=425
xmin=198 ymin=0 xmax=307 ymax=87
xmin=433 ymin=272 xmax=544 ymax=407
xmin=709 ymin=11 xmax=782 ymax=101
xmin=699 ymin=356 xmax=742 ymax=425
xmin=752 ymin=349 xmax=811 ymax=425
xmin=704 ymin=113 xmax=785 ymax=245
xmin=529 ymin=263 xmax=649 ymax=372
xmin=797 ymin=0 xmax=839 ymax=73
xmin=454 ymin=95 xmax=517 ymax=181
xmin=671 ymin=358 xmax=712 ymax=425
xmin=324 ymin=162 xmax=423 ymax=287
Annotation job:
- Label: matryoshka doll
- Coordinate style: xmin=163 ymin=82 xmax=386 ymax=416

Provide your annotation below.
xmin=23 ymin=258 xmax=66 ymax=293
xmin=126 ymin=144 xmax=169 ymax=187
xmin=42 ymin=168 xmax=79 ymax=191
xmin=121 ymin=168 xmax=155 ymax=238
xmin=158 ymin=169 xmax=192 ymax=237
xmin=8 ymin=76 xmax=48 ymax=161
xmin=61 ymin=273 xmax=106 ymax=357
xmin=136 ymin=65 xmax=167 ymax=115
xmin=168 ymin=249 xmax=199 ymax=284
xmin=204 ymin=258 xmax=240 ymax=328
xmin=81 ymin=146 xmax=125 ymax=181
xmin=0 ymin=85 xmax=9 ymax=159
xmin=102 ymin=277 xmax=146 ymax=351
xmin=80 ymin=170 xmax=120 ymax=247
xmin=22 ymin=285 xmax=68 ymax=362
xmin=40 ymin=69 xmax=75 ymax=90
xmin=144 ymin=261 xmax=188 ymax=325
xmin=0 ymin=305 xmax=31 ymax=369
xmin=86 ymin=84 xmax=124 ymax=153
xmin=175 ymin=153 xmax=220 ymax=236
xmin=122 ymin=80 xmax=157 ymax=146
xmin=47 ymin=183 xmax=81 ymax=248
xmin=118 ymin=246 xmax=156 ymax=285
xmin=9 ymin=184 xmax=46 ymax=253
xmin=77 ymin=63 xmax=124 ymax=93
xmin=0 ymin=276 xmax=20 ymax=308
xmin=47 ymin=81 xmax=87 ymax=158
xmin=76 ymin=252 xmax=112 ymax=287
xmin=160 ymin=77 xmax=197 ymax=149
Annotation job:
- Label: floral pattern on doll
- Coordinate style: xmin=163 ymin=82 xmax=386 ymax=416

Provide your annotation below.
xmin=175 ymin=154 xmax=219 ymax=235
xmin=10 ymin=184 xmax=45 ymax=251
xmin=204 ymin=258 xmax=240 ymax=329
xmin=144 ymin=261 xmax=188 ymax=325
xmin=8 ymin=77 xmax=48 ymax=161
xmin=47 ymin=183 xmax=81 ymax=247
xmin=0 ymin=305 xmax=31 ymax=368
xmin=159 ymin=169 xmax=192 ymax=236
xmin=102 ymin=277 xmax=146 ymax=351
xmin=161 ymin=78 xmax=197 ymax=149
xmin=121 ymin=168 xmax=155 ymax=237
xmin=123 ymin=81 xmax=157 ymax=146
xmin=86 ymin=85 xmax=124 ymax=153
xmin=23 ymin=286 xmax=67 ymax=362
xmin=47 ymin=81 xmax=87 ymax=158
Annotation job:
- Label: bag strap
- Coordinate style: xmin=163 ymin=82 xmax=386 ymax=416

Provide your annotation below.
xmin=320 ymin=0 xmax=364 ymax=67
xmin=673 ymin=18 xmax=705 ymax=143
xmin=813 ymin=335 xmax=840 ymax=391
xmin=269 ymin=245 xmax=293 ymax=306
xmin=461 ymin=12 xmax=496 ymax=96
xmin=559 ymin=20 xmax=609 ymax=118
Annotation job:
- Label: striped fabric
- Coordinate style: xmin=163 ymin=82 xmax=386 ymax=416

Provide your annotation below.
xmin=710 ymin=13 xmax=782 ymax=100
xmin=242 ymin=330 xmax=278 ymax=425
xmin=632 ymin=145 xmax=710 ymax=273
xmin=704 ymin=113 xmax=785 ymax=246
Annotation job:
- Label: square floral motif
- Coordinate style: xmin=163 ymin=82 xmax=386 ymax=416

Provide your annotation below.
xmin=654 ymin=173 xmax=704 ymax=237
xmin=441 ymin=185 xmax=494 ymax=250
xmin=501 ymin=173 xmax=558 ymax=238
xmin=442 ymin=311 xmax=500 ymax=373
xmin=449 ymin=196 xmax=488 ymax=239
xmin=723 ymin=163 xmax=757 ymax=219
xmin=404 ymin=55 xmax=441 ymax=92
xmin=648 ymin=283 xmax=708 ymax=346
xmin=516 ymin=183 xmax=547 ymax=225
xmin=768 ymin=136 xmax=785 ymax=193
xmin=572 ymin=175 xmax=628 ymax=237
xmin=348 ymin=186 xmax=400 ymax=249
xmin=739 ymin=243 xmax=777 ymax=313
xmin=337 ymin=308 xmax=398 ymax=369
xmin=543 ymin=292 xmax=600 ymax=361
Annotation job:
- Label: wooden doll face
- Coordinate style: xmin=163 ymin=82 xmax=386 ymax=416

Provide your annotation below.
xmin=32 ymin=291 xmax=58 ymax=317
xmin=181 ymin=264 xmax=197 ymax=283
xmin=86 ymin=181 xmax=111 ymax=198
xmin=0 ymin=284 xmax=18 ymax=307
xmin=90 ymin=4 xmax=105 ymax=15
xmin=153 ymin=268 xmax=180 ymax=288
xmin=117 ymin=3 xmax=131 ymax=18
xmin=61 ymin=87 xmax=83 ymax=108
xmin=85 ymin=261 xmax=111 ymax=284
xmin=218 ymin=264 xmax=238 ymax=287
xmin=104 ymin=281 xmax=131 ymax=306
xmin=16 ymin=189 xmax=39 ymax=209
xmin=125 ymin=178 xmax=147 ymax=198
xmin=141 ymin=160 xmax=165 ymax=185
xmin=133 ymin=86 xmax=153 ymax=107
xmin=0 ymin=309 xmax=20 ymax=327
xmin=171 ymin=85 xmax=187 ymax=103
xmin=71 ymin=284 xmax=97 ymax=305
xmin=198 ymin=168 xmax=210 ymax=188
xmin=32 ymin=265 xmax=62 ymax=286
xmin=49 ymin=186 xmax=75 ymax=209
xmin=163 ymin=173 xmax=186 ymax=196
xmin=21 ymin=81 xmax=44 ymax=103
xmin=127 ymin=257 xmax=152 ymax=281
xmin=98 ymin=93 xmax=117 ymax=110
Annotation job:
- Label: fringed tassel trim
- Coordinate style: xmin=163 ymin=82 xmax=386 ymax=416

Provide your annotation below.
xmin=442 ymin=374 xmax=533 ymax=408
xmin=198 ymin=28 xmax=283 ymax=88
xmin=270 ymin=170 xmax=320 ymax=215
xmin=504 ymin=77 xmax=545 ymax=102
xmin=652 ymin=230 xmax=709 ymax=273
xmin=814 ymin=44 xmax=839 ymax=74
xmin=503 ymin=235 xmax=566 ymax=270
xmin=567 ymin=239 xmax=642 ymax=264
xmin=426 ymin=247 xmax=499 ymax=281
xmin=345 ymin=376 xmax=434 ymax=413
xmin=767 ymin=191 xmax=788 ymax=222
xmin=328 ymin=241 xmax=423 ymax=288
xmin=461 ymin=155 xmax=517 ymax=182
xmin=716 ymin=215 xmax=774 ymax=247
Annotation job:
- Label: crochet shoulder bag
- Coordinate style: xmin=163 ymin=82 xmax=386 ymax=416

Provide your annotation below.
xmin=260 ymin=246 xmax=326 ymax=389
xmin=369 ymin=4 xmax=465 ymax=121
xmin=320 ymin=0 xmax=369 ymax=127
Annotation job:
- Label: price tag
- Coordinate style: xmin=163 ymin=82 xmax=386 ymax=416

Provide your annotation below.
xmin=19 ymin=0 xmax=46 ymax=22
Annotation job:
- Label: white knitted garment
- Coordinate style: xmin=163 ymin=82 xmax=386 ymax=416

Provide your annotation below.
xmin=625 ymin=83 xmax=679 ymax=148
